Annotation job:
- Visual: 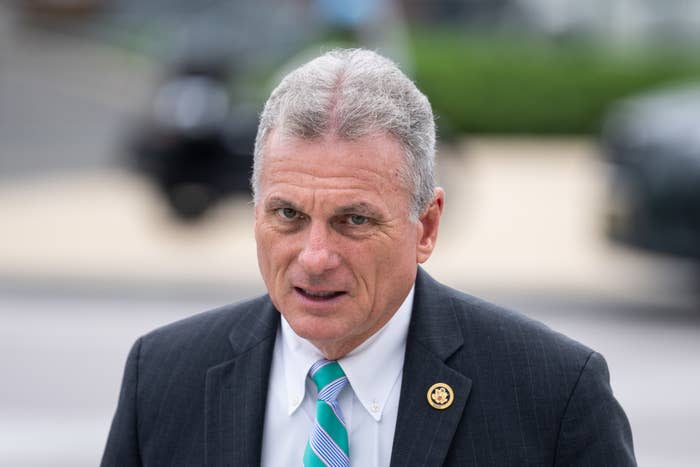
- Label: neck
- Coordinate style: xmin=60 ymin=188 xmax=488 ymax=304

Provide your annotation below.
xmin=311 ymin=338 xmax=361 ymax=361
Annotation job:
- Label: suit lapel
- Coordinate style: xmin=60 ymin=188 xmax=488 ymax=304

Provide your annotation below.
xmin=205 ymin=299 xmax=279 ymax=467
xmin=390 ymin=269 xmax=473 ymax=467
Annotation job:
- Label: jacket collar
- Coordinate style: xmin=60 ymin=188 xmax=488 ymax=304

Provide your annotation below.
xmin=390 ymin=267 xmax=473 ymax=466
xmin=409 ymin=268 xmax=465 ymax=360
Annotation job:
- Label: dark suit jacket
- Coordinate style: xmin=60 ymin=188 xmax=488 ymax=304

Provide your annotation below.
xmin=101 ymin=269 xmax=636 ymax=466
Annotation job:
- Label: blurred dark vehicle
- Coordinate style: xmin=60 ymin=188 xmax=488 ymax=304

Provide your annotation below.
xmin=128 ymin=57 xmax=257 ymax=220
xmin=601 ymin=83 xmax=700 ymax=259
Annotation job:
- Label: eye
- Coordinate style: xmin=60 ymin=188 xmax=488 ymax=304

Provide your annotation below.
xmin=348 ymin=214 xmax=369 ymax=225
xmin=276 ymin=207 xmax=300 ymax=220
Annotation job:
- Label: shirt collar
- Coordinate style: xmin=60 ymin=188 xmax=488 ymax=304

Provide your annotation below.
xmin=280 ymin=285 xmax=414 ymax=422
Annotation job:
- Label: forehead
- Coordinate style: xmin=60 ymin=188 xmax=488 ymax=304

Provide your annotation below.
xmin=258 ymin=131 xmax=410 ymax=206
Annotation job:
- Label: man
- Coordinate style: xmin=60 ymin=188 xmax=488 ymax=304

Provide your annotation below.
xmin=102 ymin=49 xmax=635 ymax=466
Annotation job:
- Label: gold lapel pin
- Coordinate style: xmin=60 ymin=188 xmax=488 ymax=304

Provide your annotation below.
xmin=427 ymin=382 xmax=454 ymax=410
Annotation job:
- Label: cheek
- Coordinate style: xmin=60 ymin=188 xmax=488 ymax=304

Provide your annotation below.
xmin=347 ymin=236 xmax=411 ymax=286
xmin=257 ymin=227 xmax=299 ymax=277
xmin=254 ymin=227 xmax=269 ymax=265
xmin=380 ymin=228 xmax=418 ymax=262
xmin=372 ymin=231 xmax=420 ymax=284
xmin=255 ymin=227 xmax=280 ymax=274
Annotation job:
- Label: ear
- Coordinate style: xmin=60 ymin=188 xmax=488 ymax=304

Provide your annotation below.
xmin=416 ymin=188 xmax=445 ymax=264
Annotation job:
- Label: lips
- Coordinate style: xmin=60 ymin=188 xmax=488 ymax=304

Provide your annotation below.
xmin=294 ymin=287 xmax=346 ymax=301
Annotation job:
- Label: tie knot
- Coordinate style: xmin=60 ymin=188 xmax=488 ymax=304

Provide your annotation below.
xmin=309 ymin=359 xmax=348 ymax=402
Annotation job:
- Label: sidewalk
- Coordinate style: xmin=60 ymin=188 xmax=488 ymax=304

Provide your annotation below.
xmin=1 ymin=137 xmax=696 ymax=307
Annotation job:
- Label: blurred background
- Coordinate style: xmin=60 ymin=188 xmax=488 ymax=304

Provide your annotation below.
xmin=1 ymin=0 xmax=699 ymax=465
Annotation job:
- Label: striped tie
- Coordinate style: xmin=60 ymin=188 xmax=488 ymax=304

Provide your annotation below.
xmin=303 ymin=359 xmax=350 ymax=467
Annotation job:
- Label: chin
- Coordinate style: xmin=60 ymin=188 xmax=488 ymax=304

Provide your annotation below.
xmin=287 ymin=313 xmax=349 ymax=343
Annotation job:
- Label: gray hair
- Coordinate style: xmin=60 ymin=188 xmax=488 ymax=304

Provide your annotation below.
xmin=252 ymin=48 xmax=436 ymax=220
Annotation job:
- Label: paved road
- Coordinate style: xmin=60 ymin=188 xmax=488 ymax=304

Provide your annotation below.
xmin=1 ymin=286 xmax=698 ymax=467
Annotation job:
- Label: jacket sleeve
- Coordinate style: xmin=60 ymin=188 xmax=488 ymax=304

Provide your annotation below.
xmin=101 ymin=338 xmax=143 ymax=467
xmin=555 ymin=351 xmax=636 ymax=466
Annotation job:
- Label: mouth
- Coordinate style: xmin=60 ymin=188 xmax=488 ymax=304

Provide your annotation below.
xmin=294 ymin=287 xmax=346 ymax=302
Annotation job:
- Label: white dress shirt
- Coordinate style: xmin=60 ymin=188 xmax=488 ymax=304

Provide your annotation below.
xmin=261 ymin=286 xmax=414 ymax=467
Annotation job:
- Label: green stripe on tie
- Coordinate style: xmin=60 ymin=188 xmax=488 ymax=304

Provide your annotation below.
xmin=303 ymin=447 xmax=327 ymax=467
xmin=312 ymin=362 xmax=346 ymax=390
xmin=316 ymin=402 xmax=349 ymax=453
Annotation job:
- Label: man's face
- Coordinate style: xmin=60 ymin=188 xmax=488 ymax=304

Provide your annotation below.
xmin=254 ymin=131 xmax=442 ymax=358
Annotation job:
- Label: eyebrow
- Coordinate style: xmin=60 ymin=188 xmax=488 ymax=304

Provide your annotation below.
xmin=265 ymin=196 xmax=299 ymax=210
xmin=334 ymin=202 xmax=384 ymax=219
xmin=264 ymin=197 xmax=385 ymax=220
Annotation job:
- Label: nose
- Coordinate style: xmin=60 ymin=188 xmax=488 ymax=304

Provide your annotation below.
xmin=297 ymin=221 xmax=341 ymax=276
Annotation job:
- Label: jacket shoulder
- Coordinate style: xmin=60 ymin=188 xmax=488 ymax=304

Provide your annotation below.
xmin=452 ymin=290 xmax=593 ymax=359
xmin=437 ymin=280 xmax=593 ymax=363
xmin=137 ymin=294 xmax=277 ymax=368
xmin=144 ymin=295 xmax=269 ymax=341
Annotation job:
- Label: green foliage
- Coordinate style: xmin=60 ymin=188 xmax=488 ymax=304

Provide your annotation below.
xmin=411 ymin=30 xmax=700 ymax=134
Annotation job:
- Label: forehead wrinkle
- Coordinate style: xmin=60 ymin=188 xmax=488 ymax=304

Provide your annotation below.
xmin=263 ymin=169 xmax=398 ymax=195
xmin=265 ymin=155 xmax=393 ymax=179
xmin=262 ymin=134 xmax=406 ymax=184
xmin=261 ymin=167 xmax=409 ymax=219
xmin=258 ymin=131 xmax=411 ymax=215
